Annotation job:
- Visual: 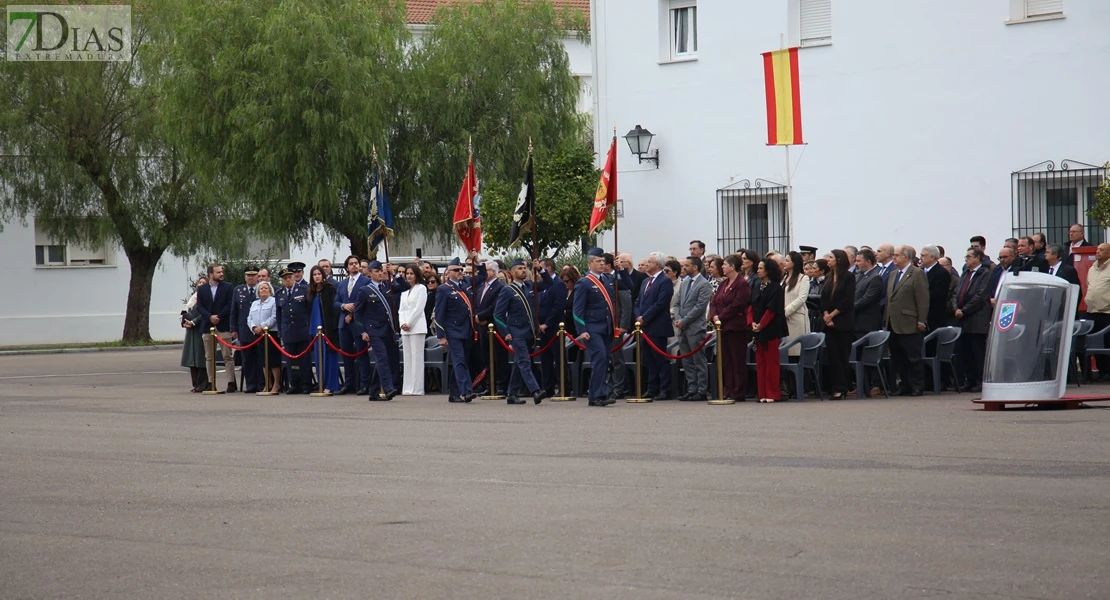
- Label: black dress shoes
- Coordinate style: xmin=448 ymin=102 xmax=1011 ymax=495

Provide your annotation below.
xmin=335 ymin=388 xmax=350 ymax=396
xmin=909 ymin=390 xmax=924 ymax=397
xmin=355 ymin=388 xmax=369 ymax=396
xmin=463 ymin=392 xmax=479 ymax=403
xmin=532 ymin=390 xmax=544 ymax=405
xmin=384 ymin=389 xmax=399 ymax=401
xmin=685 ymin=394 xmax=708 ymax=402
xmin=448 ymin=395 xmax=463 ymax=403
xmin=588 ymin=399 xmax=608 ymax=406
xmin=286 ymin=389 xmax=302 ymax=395
xmin=227 ymin=382 xmax=237 ymax=393
xmin=507 ymin=395 xmax=526 ymax=405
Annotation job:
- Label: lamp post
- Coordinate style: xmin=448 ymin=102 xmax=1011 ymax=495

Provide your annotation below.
xmin=623 ymin=125 xmax=659 ymax=168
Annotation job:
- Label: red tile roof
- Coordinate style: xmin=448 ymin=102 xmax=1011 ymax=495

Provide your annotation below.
xmin=407 ymin=0 xmax=589 ymax=28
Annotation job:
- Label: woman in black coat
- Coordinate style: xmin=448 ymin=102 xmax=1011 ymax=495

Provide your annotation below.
xmin=749 ymin=258 xmax=789 ymax=402
xmin=819 ymin=249 xmax=856 ymax=399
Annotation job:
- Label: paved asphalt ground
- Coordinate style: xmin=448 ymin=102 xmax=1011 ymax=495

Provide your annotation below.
xmin=1 ymin=349 xmax=1108 ymax=599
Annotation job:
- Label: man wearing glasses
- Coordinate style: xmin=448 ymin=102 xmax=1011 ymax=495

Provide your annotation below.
xmin=435 ymin=253 xmax=482 ymax=403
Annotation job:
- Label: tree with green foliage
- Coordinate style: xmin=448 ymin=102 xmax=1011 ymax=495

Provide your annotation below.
xmin=480 ymin=141 xmax=600 ymax=256
xmin=1086 ymin=162 xmax=1110 ymax=229
xmin=0 ymin=3 xmax=246 ymax=343
xmin=164 ymin=0 xmax=587 ymax=256
xmin=164 ymin=0 xmax=410 ymax=258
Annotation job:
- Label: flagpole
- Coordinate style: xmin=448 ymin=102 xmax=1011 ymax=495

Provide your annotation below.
xmin=611 ymin=127 xmax=619 ymax=297
xmin=468 ymin=137 xmax=479 ymax=336
xmin=528 ymin=140 xmax=540 ymax=340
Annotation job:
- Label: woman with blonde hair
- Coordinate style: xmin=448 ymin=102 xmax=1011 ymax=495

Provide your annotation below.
xmin=248 ymin=280 xmax=282 ymax=393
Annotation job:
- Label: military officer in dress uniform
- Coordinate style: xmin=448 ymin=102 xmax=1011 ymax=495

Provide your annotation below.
xmin=573 ymin=248 xmax=632 ymax=406
xmin=493 ymin=258 xmax=549 ymax=405
xmin=355 ymin=260 xmax=400 ymax=401
xmin=435 ymin=257 xmax=481 ymax=403
xmin=229 ymin=266 xmax=262 ymax=393
xmin=289 ymin=261 xmax=308 ymax=294
xmin=276 ymin=268 xmax=313 ymax=394
xmin=536 ymin=258 xmax=567 ymax=398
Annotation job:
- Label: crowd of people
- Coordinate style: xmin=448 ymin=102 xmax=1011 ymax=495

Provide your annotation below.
xmin=180 ymin=222 xmax=1102 ymax=406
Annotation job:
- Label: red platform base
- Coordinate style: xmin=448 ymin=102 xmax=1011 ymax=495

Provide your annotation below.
xmin=972 ymin=394 xmax=1110 ymax=411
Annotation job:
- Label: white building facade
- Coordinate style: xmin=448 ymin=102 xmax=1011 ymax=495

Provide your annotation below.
xmin=590 ymin=0 xmax=1110 ymax=260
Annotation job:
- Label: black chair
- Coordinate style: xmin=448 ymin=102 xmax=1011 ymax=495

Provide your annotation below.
xmin=1081 ymin=324 xmax=1110 ymax=382
xmin=1070 ymin=319 xmax=1094 ymax=385
xmin=779 ymin=332 xmax=825 ymax=401
xmin=850 ymin=331 xmax=891 ymax=398
xmin=922 ymin=326 xmax=962 ymax=395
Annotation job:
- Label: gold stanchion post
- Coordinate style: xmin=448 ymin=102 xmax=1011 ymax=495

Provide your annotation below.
xmin=202 ymin=327 xmax=224 ymax=395
xmin=310 ymin=326 xmax=332 ymax=397
xmin=550 ymin=322 xmax=574 ymax=401
xmin=257 ymin=328 xmax=278 ymax=396
xmin=708 ymin=320 xmax=733 ymax=405
xmin=484 ymin=323 xmax=505 ymax=399
xmin=626 ymin=322 xmax=651 ymax=403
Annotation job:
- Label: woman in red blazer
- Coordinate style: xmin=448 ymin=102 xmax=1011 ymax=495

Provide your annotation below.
xmin=710 ymin=255 xmax=752 ymax=400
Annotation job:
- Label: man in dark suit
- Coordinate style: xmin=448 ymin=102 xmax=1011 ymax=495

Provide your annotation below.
xmin=355 ymin=260 xmax=400 ymax=401
xmin=474 ymin=260 xmax=507 ymax=395
xmin=336 ymin=255 xmax=373 ymax=395
xmin=196 ymin=263 xmax=235 ymax=392
xmin=1046 ymin=244 xmax=1080 ymax=286
xmin=229 ymin=266 xmax=261 ymax=392
xmin=853 ymin=248 xmax=884 ymax=335
xmin=1064 ymin=223 xmax=1095 ymax=267
xmin=885 ymin=246 xmax=930 ymax=396
xmin=920 ymin=245 xmax=950 ymax=332
xmin=622 ymin=253 xmax=648 ymax=311
xmin=635 ymin=251 xmax=676 ymax=400
xmin=950 ymin=248 xmax=993 ymax=392
xmin=435 ymin=257 xmax=480 ymax=403
xmin=1015 ymin=236 xmax=1049 ymax=273
xmin=536 ymin=258 xmax=567 ymax=398
xmin=493 ymin=258 xmax=547 ymax=405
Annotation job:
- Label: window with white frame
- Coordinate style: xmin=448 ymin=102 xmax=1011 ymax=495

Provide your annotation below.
xmin=790 ymin=0 xmax=832 ymax=47
xmin=1009 ymin=0 xmax=1064 ymax=21
xmin=668 ymin=0 xmax=697 ymax=59
xmin=34 ymin=218 xmax=114 ymax=267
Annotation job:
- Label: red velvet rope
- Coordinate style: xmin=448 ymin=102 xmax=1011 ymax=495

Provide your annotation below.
xmin=491 ymin=331 xmax=560 ymax=358
xmin=267 ymin=335 xmax=318 ymax=359
xmin=214 ymin=334 xmax=265 ymax=352
xmin=560 ymin=331 xmax=633 ymax=354
xmin=639 ymin=331 xmax=712 ymax=360
xmin=322 ymin=335 xmax=371 ymax=358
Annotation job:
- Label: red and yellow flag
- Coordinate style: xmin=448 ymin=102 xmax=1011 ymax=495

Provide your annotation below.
xmin=453 ymin=150 xmax=482 ymax=252
xmin=762 ymin=48 xmax=803 ymax=146
xmin=588 ymin=136 xmax=617 ymax=234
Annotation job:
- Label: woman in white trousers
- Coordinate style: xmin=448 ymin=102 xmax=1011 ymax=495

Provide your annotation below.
xmin=398 ymin=264 xmax=428 ymax=395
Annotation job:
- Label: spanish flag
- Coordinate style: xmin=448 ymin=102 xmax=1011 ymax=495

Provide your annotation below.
xmin=762 ymin=48 xmax=803 ymax=146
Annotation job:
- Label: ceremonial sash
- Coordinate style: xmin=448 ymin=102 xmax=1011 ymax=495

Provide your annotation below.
xmin=585 ymin=273 xmax=618 ymax=338
xmin=452 ymin=282 xmax=479 ymax=340
xmin=509 ymin=283 xmax=536 ymax=333
xmin=368 ymin=282 xmax=394 ymax=333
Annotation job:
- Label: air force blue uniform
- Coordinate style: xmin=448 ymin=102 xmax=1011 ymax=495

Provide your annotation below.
xmin=494 ymin=276 xmax=550 ymax=398
xmin=573 ymin=266 xmax=631 ymax=402
xmin=229 ymin=283 xmax=261 ymax=392
xmin=276 ymin=284 xmax=313 ymax=393
xmin=537 ymin=271 xmax=568 ymax=394
xmin=354 ymin=279 xmax=399 ymax=396
xmin=435 ymin=278 xmax=478 ymax=398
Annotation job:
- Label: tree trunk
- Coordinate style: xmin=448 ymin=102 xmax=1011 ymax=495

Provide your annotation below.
xmin=120 ymin=246 xmax=165 ymax=344
xmin=349 ymin=235 xmax=368 ymax=260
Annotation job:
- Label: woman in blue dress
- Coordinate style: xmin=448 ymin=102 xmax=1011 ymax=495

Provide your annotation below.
xmin=307 ymin=266 xmax=342 ymax=393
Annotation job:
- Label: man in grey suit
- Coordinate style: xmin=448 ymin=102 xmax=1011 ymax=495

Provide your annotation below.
xmin=885 ymin=245 xmax=930 ymax=396
xmin=674 ymin=256 xmax=714 ymax=401
xmin=853 ymin=248 xmax=884 ymax=336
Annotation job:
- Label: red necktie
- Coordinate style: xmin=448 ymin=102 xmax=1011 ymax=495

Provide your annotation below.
xmin=958 ymin=270 xmax=974 ymax=304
